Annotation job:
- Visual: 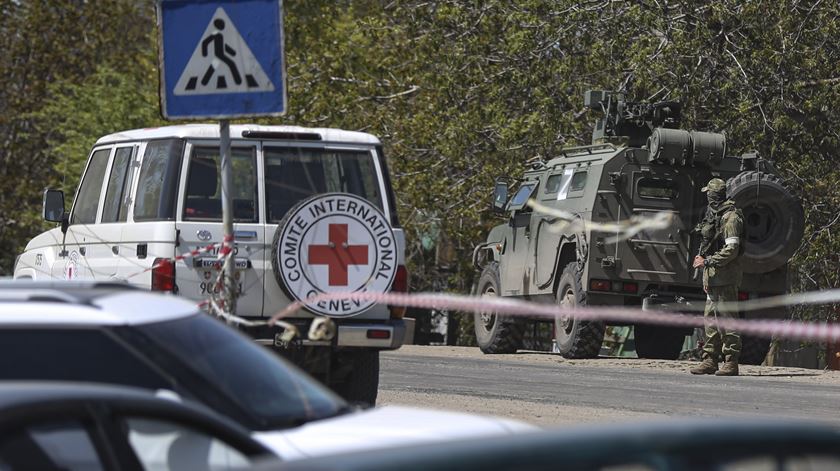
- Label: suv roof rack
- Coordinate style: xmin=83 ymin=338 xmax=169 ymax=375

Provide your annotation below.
xmin=240 ymin=131 xmax=322 ymax=141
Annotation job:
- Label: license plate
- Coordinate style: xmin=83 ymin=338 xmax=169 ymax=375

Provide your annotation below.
xmin=193 ymin=257 xmax=251 ymax=270
xmin=198 ymin=269 xmax=246 ymax=296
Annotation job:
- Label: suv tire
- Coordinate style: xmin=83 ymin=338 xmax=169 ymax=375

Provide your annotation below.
xmin=474 ymin=262 xmax=524 ymax=354
xmin=634 ymin=324 xmax=685 ymax=360
xmin=554 ymin=263 xmax=604 ymax=359
xmin=739 ymin=335 xmax=771 ymax=365
xmin=330 ymin=350 xmax=380 ymax=406
xmin=727 ymin=171 xmax=804 ymax=274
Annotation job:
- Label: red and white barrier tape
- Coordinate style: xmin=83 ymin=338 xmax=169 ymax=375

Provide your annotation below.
xmin=264 ymin=290 xmax=840 ymax=343
xmin=125 ymin=242 xmax=223 ymax=280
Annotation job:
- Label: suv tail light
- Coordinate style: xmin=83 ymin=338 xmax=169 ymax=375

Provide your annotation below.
xmin=389 ymin=265 xmax=408 ymax=319
xmin=738 ymin=291 xmax=750 ymax=301
xmin=151 ymin=258 xmax=175 ymax=292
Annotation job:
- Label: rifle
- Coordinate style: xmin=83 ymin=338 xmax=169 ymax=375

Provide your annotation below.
xmin=693 ymin=237 xmax=713 ymax=281
xmin=692 ymin=207 xmax=715 ymax=281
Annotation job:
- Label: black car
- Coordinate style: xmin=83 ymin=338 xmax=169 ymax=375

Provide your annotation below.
xmin=0 ymin=381 xmax=271 ymax=470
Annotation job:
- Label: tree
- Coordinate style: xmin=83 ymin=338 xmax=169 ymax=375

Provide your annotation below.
xmin=0 ymin=0 xmax=154 ymax=275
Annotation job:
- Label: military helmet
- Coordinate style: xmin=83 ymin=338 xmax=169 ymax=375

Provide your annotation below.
xmin=701 ymin=178 xmax=726 ymax=193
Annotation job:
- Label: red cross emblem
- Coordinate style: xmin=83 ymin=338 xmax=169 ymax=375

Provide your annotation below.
xmin=308 ymin=224 xmax=369 ymax=286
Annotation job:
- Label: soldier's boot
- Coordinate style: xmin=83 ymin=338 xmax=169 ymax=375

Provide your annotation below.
xmin=689 ymin=357 xmax=718 ymax=375
xmin=715 ymin=356 xmax=739 ymax=376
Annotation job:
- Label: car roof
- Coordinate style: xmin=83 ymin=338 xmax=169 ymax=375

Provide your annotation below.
xmin=0 ymin=281 xmax=198 ymax=326
xmin=94 ymin=124 xmax=381 ymax=146
xmin=275 ymin=419 xmax=840 ymax=471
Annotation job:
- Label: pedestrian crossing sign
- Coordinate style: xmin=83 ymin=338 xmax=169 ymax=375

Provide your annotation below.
xmin=157 ymin=0 xmax=285 ymax=119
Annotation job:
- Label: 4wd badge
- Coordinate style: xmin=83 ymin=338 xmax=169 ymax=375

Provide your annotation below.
xmin=273 ymin=193 xmax=397 ymax=317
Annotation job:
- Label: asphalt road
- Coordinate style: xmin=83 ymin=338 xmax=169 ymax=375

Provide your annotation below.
xmin=379 ymin=346 xmax=840 ymax=427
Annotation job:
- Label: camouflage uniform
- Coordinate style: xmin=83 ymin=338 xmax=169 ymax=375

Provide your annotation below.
xmin=692 ymin=178 xmax=744 ymax=375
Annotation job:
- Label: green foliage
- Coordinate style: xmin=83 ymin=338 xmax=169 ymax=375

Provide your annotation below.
xmin=32 ymin=61 xmax=165 ymax=196
xmin=0 ymin=0 xmax=154 ymax=275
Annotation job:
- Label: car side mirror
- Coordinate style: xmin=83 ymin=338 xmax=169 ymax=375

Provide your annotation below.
xmin=43 ymin=189 xmax=69 ymax=234
xmin=492 ymin=181 xmax=508 ymax=214
xmin=43 ymin=189 xmax=65 ymax=222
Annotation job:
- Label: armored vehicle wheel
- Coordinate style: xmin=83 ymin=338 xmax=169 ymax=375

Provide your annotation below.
xmin=474 ymin=262 xmax=524 ymax=354
xmin=739 ymin=335 xmax=771 ymax=365
xmin=727 ymin=171 xmax=804 ymax=274
xmin=634 ymin=324 xmax=685 ymax=360
xmin=553 ymin=263 xmax=604 ymax=359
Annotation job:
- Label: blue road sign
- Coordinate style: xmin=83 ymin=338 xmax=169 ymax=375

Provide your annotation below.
xmin=157 ymin=0 xmax=285 ymax=119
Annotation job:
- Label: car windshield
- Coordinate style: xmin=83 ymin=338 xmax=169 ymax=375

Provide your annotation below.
xmin=132 ymin=314 xmax=347 ymax=429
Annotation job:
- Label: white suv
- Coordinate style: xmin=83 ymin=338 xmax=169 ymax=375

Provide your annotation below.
xmin=14 ymin=124 xmax=408 ymax=404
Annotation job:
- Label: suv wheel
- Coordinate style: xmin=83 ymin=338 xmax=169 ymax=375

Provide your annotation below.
xmin=330 ymin=350 xmax=379 ymax=406
xmin=474 ymin=262 xmax=523 ymax=354
xmin=554 ymin=263 xmax=604 ymax=359
xmin=634 ymin=324 xmax=685 ymax=360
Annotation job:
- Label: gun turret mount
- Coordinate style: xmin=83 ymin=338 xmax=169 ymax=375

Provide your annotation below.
xmin=585 ymin=90 xmax=681 ymax=147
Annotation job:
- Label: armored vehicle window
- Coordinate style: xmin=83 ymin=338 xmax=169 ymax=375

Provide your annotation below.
xmin=545 ymin=168 xmax=586 ymax=201
xmin=264 ymin=147 xmax=382 ymax=222
xmin=570 ymin=171 xmax=587 ymax=192
xmin=135 ymin=139 xmax=184 ymax=221
xmin=544 ymin=174 xmax=563 ymax=194
xmin=638 ymin=178 xmax=678 ymax=199
xmin=101 ymin=146 xmax=134 ymax=223
xmin=508 ymin=183 xmax=536 ymax=210
xmin=183 ymin=147 xmax=258 ymax=222
xmin=70 ymin=148 xmax=111 ymax=225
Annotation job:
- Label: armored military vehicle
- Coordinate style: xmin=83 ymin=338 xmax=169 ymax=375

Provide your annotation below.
xmin=472 ymin=91 xmax=803 ymax=363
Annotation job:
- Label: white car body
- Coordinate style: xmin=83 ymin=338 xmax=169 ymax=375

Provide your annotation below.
xmin=255 ymin=405 xmax=535 ymax=460
xmin=0 ymin=285 xmax=536 ymax=461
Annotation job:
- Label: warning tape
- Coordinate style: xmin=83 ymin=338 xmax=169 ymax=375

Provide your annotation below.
xmin=265 ymin=290 xmax=840 ymax=343
xmin=125 ymin=242 xmax=223 ymax=280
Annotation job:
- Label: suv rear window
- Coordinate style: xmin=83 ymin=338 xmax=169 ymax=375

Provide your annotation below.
xmin=183 ymin=147 xmax=258 ymax=222
xmin=265 ymin=147 xmax=382 ymax=222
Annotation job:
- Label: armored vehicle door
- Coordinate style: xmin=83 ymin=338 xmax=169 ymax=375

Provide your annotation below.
xmin=530 ymin=166 xmax=591 ymax=294
xmin=617 ymin=168 xmax=695 ymax=285
xmin=499 ymin=181 xmax=537 ymax=296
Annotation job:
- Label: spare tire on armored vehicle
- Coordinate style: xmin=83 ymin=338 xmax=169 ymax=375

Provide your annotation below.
xmin=726 ymin=171 xmax=804 ymax=275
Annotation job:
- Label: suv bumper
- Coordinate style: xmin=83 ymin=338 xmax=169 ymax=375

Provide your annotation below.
xmin=241 ymin=318 xmax=406 ymax=350
xmin=337 ymin=321 xmax=406 ymax=349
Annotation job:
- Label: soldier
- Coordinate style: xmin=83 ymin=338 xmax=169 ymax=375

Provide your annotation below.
xmin=690 ymin=178 xmax=744 ymax=376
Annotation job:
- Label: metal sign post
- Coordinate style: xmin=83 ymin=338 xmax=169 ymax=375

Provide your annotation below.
xmin=158 ymin=0 xmax=286 ymax=316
